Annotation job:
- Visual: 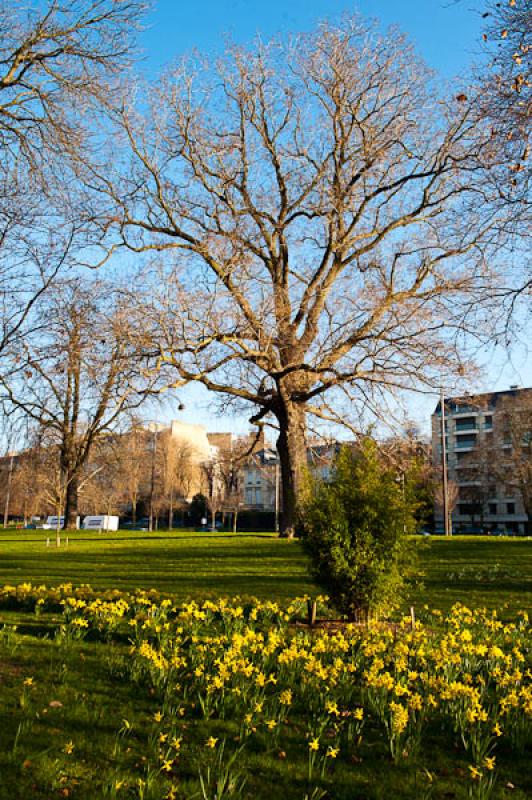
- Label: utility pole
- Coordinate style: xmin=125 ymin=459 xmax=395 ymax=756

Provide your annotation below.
xmin=149 ymin=426 xmax=157 ymax=533
xmin=440 ymin=389 xmax=451 ymax=537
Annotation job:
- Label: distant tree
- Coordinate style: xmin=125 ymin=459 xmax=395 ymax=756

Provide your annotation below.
xmin=158 ymin=433 xmax=196 ymax=528
xmin=189 ymin=493 xmax=209 ymax=526
xmin=488 ymin=390 xmax=532 ymax=530
xmin=1 ymin=280 xmax=151 ymax=528
xmin=434 ymin=476 xmax=460 ymax=533
xmin=108 ymin=422 xmax=151 ymax=523
xmin=216 ymin=438 xmax=250 ymax=533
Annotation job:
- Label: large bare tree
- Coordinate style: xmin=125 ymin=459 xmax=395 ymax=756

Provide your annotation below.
xmin=89 ymin=17 xmax=512 ymax=536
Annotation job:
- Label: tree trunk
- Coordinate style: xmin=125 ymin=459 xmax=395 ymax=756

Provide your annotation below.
xmin=275 ymin=399 xmax=307 ymax=539
xmin=233 ymin=508 xmax=238 ymax=533
xmin=169 ymin=488 xmax=173 ymax=530
xmin=131 ymin=498 xmax=137 ymax=524
xmin=64 ymin=474 xmax=79 ymax=529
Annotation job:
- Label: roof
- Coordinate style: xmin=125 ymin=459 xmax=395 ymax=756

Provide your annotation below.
xmin=433 ymin=387 xmax=532 ymax=415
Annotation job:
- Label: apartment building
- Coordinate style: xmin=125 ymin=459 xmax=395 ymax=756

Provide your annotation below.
xmin=432 ymin=387 xmax=531 ymax=534
xmin=242 ymin=441 xmax=341 ymax=511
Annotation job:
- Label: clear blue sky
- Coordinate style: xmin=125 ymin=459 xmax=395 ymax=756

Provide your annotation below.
xmin=140 ymin=0 xmax=481 ymax=78
xmin=137 ymin=1 xmax=531 ymax=437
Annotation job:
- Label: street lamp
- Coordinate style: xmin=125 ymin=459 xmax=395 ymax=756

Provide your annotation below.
xmin=148 ymin=423 xmax=159 ymax=533
xmin=440 ymin=388 xmax=451 ymax=537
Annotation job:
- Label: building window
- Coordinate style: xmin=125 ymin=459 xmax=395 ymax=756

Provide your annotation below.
xmin=488 ymin=503 xmax=497 ymax=515
xmin=507 ymin=502 xmax=515 ymax=515
xmin=455 ymin=417 xmax=477 ymax=431
xmin=455 ymin=434 xmax=477 ymax=449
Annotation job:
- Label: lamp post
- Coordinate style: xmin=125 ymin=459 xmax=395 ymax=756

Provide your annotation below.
xmin=440 ymin=388 xmax=451 ymax=537
xmin=148 ymin=424 xmax=158 ymax=533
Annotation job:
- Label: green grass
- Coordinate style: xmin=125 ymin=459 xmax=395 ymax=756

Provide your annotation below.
xmin=0 ymin=529 xmax=314 ymax=601
xmin=0 ymin=531 xmax=531 ymax=799
xmin=0 ymin=529 xmax=531 ymax=613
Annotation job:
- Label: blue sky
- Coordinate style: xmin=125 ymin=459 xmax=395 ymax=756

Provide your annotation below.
xmin=137 ymin=1 xmax=531 ymax=437
xmin=140 ymin=0 xmax=481 ymax=78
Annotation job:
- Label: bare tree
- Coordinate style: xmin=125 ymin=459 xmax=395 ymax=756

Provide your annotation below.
xmin=216 ymin=439 xmax=249 ymax=533
xmin=487 ymin=389 xmax=532 ymax=530
xmin=1 ymin=279 xmax=152 ymax=528
xmin=110 ymin=422 xmax=151 ymax=523
xmin=479 ymin=1 xmax=530 ymax=172
xmin=0 ymin=1 xmax=147 ymax=364
xmin=158 ymin=433 xmax=196 ymax=528
xmin=201 ymin=457 xmax=225 ymax=530
xmin=90 ymin=16 xmax=512 ymax=536
xmin=475 ymin=0 xmax=531 ymax=314
xmin=434 ymin=477 xmax=460 ymax=534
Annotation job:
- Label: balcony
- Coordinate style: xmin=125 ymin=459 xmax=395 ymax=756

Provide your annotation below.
xmin=454 ymin=437 xmax=478 ymax=450
xmin=454 ymin=418 xmax=478 ymax=432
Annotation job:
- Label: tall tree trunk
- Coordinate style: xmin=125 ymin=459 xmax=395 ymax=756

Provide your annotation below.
xmin=64 ymin=474 xmax=79 ymax=529
xmin=131 ymin=497 xmax=137 ymax=524
xmin=275 ymin=399 xmax=307 ymax=539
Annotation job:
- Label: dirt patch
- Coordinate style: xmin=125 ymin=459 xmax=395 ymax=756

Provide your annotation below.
xmin=0 ymin=658 xmax=23 ymax=681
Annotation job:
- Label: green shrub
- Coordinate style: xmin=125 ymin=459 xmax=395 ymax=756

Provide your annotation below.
xmin=301 ymin=440 xmax=418 ymax=621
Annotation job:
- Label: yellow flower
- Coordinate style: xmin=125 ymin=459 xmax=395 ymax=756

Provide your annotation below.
xmin=469 ymin=765 xmax=482 ymax=780
xmin=63 ymin=741 xmax=74 ymax=755
xmin=161 ymin=759 xmax=173 ymax=772
xmin=23 ymin=677 xmax=34 ymax=687
xmin=266 ymin=719 xmax=277 ymax=730
xmin=390 ymin=702 xmax=409 ymax=736
xmin=153 ymin=710 xmax=163 ymax=722
xmin=309 ymin=738 xmax=320 ymax=751
xmin=206 ymin=736 xmax=218 ymax=749
xmin=326 ymin=747 xmax=339 ymax=758
xmin=484 ymin=756 xmax=496 ymax=771
xmin=493 ymin=722 xmax=502 ymax=737
xmin=171 ymin=737 xmax=182 ymax=750
xmin=353 ymin=708 xmax=364 ymax=721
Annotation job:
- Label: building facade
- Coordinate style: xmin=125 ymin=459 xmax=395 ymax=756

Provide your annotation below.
xmin=432 ymin=387 xmax=531 ymax=534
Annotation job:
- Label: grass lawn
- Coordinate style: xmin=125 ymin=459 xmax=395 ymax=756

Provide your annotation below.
xmin=0 ymin=531 xmax=530 ymax=799
xmin=0 ymin=529 xmax=530 ymax=612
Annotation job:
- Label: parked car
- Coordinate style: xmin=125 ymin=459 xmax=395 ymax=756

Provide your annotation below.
xmin=457 ymin=526 xmax=485 ymax=535
xmin=120 ymin=519 xmax=149 ymax=531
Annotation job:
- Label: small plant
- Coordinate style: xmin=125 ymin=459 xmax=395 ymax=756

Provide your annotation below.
xmin=198 ymin=739 xmax=247 ymax=800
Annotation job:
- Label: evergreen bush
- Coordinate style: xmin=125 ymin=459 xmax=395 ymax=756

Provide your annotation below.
xmin=301 ymin=440 xmax=419 ymax=620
